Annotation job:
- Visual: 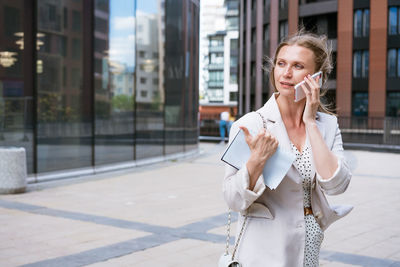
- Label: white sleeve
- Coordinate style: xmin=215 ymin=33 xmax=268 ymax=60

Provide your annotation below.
xmin=316 ymin=124 xmax=352 ymax=195
xmin=222 ymin=119 xmax=266 ymax=212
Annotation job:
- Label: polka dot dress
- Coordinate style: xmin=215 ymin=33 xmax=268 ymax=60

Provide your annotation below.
xmin=291 ymin=142 xmax=324 ymax=267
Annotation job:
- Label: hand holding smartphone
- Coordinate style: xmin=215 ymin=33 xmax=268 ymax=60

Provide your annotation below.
xmin=294 ymin=71 xmax=322 ymax=102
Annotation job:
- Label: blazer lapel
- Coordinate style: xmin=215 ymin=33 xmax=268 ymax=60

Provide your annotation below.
xmin=258 ymin=93 xmax=292 ymax=153
xmin=258 ymin=94 xmax=301 ymax=184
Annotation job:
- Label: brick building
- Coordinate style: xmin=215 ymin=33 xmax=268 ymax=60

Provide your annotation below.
xmin=239 ymin=0 xmax=400 ymax=121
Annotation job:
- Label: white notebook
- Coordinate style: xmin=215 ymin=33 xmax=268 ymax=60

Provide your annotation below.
xmin=221 ymin=130 xmax=296 ymax=190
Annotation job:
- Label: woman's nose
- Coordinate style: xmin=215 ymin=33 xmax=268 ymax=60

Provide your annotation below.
xmin=283 ymin=67 xmax=292 ymax=77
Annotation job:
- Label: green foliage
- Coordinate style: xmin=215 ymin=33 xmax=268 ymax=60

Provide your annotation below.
xmin=111 ymin=94 xmax=134 ymax=112
xmin=37 ymin=93 xmax=78 ymax=122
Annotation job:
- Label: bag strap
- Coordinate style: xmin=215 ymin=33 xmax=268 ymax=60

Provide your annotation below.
xmin=225 ymin=209 xmax=248 ymax=260
xmin=224 ymin=111 xmax=265 ymax=260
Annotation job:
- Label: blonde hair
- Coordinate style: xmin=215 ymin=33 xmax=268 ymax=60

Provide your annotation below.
xmin=264 ymin=29 xmax=335 ymax=114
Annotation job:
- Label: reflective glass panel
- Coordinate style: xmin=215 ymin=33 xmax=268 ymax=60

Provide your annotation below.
xmin=352 ymin=92 xmax=368 ymax=117
xmin=94 ymin=0 xmax=135 ymax=164
xmin=353 ymin=51 xmax=361 ymax=78
xmin=37 ymin=0 xmax=91 ymax=172
xmin=389 ymin=7 xmax=398 ymax=35
xmin=135 ymin=0 xmax=164 ymax=159
xmin=185 ymin=2 xmax=199 ymax=152
xmin=164 ymin=0 xmax=199 ymax=154
xmin=386 ymin=92 xmax=400 ymax=116
xmin=354 ymin=9 xmax=362 ymax=37
xmin=363 ymin=9 xmax=369 ymax=37
xmin=0 ymin=0 xmax=34 ymax=173
xmin=164 ymin=0 xmax=184 ymax=154
xmin=397 ymin=49 xmax=400 ymax=78
xmin=388 ymin=49 xmax=397 ymax=77
xmin=362 ymin=50 xmax=369 ymax=78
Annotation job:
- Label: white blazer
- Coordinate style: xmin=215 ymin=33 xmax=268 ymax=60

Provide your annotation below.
xmin=223 ymin=94 xmax=353 ymax=267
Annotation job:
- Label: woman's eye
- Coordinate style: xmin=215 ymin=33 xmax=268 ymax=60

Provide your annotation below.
xmin=277 ymin=61 xmax=285 ymax=66
xmin=295 ymin=64 xmax=303 ymax=69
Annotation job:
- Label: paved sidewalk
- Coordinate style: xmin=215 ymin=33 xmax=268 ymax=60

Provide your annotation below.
xmin=0 ymin=142 xmax=400 ymax=267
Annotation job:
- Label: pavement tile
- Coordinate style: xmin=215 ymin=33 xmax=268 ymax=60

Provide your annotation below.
xmin=0 ymin=208 xmax=149 ymax=266
xmin=0 ymin=145 xmax=399 ymax=267
xmin=86 ymin=239 xmax=221 ymax=267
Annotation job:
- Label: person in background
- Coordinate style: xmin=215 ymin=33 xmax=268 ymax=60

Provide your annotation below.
xmin=219 ymin=110 xmax=230 ymax=142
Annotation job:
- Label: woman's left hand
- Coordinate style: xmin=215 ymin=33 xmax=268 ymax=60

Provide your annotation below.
xmin=301 ymin=74 xmax=320 ymax=125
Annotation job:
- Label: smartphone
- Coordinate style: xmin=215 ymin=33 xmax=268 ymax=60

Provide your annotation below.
xmin=294 ymin=71 xmax=323 ymax=102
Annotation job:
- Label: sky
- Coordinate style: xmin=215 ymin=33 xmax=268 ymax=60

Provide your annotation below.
xmin=108 ymin=0 xmax=158 ymax=67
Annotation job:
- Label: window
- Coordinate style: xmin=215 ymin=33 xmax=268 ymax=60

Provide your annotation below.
xmin=279 ymin=20 xmax=288 ymax=41
xmin=389 ymin=6 xmax=399 ymax=35
xmin=227 ymin=1 xmax=238 ymax=10
xmin=227 ymin=17 xmax=238 ymax=30
xmin=139 ymin=51 xmax=145 ymax=58
xmin=140 ymin=77 xmax=147 ymax=84
xmin=263 ymin=24 xmax=269 ymax=41
xmin=230 ymin=56 xmax=238 ymax=67
xmin=363 ymin=9 xmax=370 ymax=36
xmin=251 ymin=28 xmax=256 ymax=43
xmin=72 ymin=10 xmax=81 ymax=32
xmin=264 ymin=0 xmax=270 ymax=9
xmin=48 ymin=4 xmax=56 ymax=22
xmin=354 ymin=10 xmax=362 ymax=37
xmin=390 ymin=48 xmax=400 ymax=77
xmin=71 ymin=38 xmax=81 ymax=59
xmin=230 ymin=73 xmax=237 ymax=84
xmin=352 ymin=92 xmax=368 ymax=116
xmin=210 ymin=53 xmax=223 ymax=64
xmin=251 ymin=62 xmax=256 ymax=76
xmin=63 ymin=7 xmax=68 ymax=29
xmin=229 ymin=91 xmax=238 ymax=102
xmin=362 ymin=50 xmax=369 ymax=77
xmin=353 ymin=50 xmax=369 ymax=78
xmin=153 ymin=78 xmax=159 ymax=85
xmin=387 ymin=49 xmax=398 ymax=77
xmin=387 ymin=92 xmax=400 ymax=116
xmin=209 ymin=71 xmax=223 ymax=81
xmin=354 ymin=9 xmax=370 ymax=37
xmin=230 ymin=39 xmax=238 ymax=50
xmin=279 ymin=0 xmax=287 ymax=9
xmin=210 ymin=37 xmax=223 ymax=47
xmin=140 ymin=90 xmax=148 ymax=97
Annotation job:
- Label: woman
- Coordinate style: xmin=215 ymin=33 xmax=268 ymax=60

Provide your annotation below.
xmin=223 ymin=31 xmax=352 ymax=266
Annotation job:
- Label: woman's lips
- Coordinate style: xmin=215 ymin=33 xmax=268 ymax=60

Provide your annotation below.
xmin=280 ymin=82 xmax=295 ymax=88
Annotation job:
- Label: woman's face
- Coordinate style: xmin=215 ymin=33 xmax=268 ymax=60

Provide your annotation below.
xmin=273 ymin=45 xmax=317 ymax=99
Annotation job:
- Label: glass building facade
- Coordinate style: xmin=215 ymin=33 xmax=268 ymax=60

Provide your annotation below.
xmin=0 ymin=0 xmax=199 ymax=176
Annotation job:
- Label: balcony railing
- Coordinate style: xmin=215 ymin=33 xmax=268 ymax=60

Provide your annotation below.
xmin=207 ymin=63 xmax=224 ymax=70
xmin=208 ymin=46 xmax=224 ymax=53
xmin=338 ymin=117 xmax=400 ymax=145
xmin=199 ymin=115 xmax=400 ymax=146
xmin=208 ymin=80 xmax=224 ymax=87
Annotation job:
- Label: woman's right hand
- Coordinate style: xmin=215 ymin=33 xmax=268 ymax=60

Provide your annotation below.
xmin=240 ymin=126 xmax=279 ymax=190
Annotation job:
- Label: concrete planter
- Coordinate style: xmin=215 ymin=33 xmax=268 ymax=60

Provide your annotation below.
xmin=0 ymin=147 xmax=27 ymax=194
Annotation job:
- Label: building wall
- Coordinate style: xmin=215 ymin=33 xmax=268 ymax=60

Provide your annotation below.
xmin=199 ymin=0 xmax=226 ymax=103
xmin=239 ymin=0 xmax=400 ymax=120
xmin=0 ymin=0 xmax=200 ymax=176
